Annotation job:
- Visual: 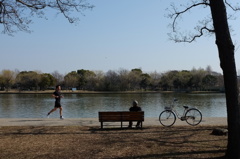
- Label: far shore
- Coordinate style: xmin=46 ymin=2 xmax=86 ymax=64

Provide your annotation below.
xmin=0 ymin=90 xmax=224 ymax=94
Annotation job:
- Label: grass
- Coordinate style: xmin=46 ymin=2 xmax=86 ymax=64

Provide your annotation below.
xmin=0 ymin=126 xmax=227 ymax=159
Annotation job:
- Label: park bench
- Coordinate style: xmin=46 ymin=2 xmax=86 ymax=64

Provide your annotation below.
xmin=98 ymin=111 xmax=144 ymax=129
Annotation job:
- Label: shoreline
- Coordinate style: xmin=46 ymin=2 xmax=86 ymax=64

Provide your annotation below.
xmin=0 ymin=117 xmax=227 ymax=127
xmin=0 ymin=90 xmax=225 ymax=94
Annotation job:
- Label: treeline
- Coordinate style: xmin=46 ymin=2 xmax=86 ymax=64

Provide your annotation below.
xmin=0 ymin=67 xmax=225 ymax=92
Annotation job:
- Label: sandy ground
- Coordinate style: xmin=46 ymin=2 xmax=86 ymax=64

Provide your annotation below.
xmin=0 ymin=125 xmax=227 ymax=159
xmin=0 ymin=118 xmax=228 ymax=159
xmin=0 ymin=117 xmax=227 ymax=127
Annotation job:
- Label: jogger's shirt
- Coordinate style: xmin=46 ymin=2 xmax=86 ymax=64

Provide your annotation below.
xmin=53 ymin=91 xmax=62 ymax=107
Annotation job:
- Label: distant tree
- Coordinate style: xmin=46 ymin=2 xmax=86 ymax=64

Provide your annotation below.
xmin=131 ymin=68 xmax=142 ymax=74
xmin=178 ymin=70 xmax=193 ymax=90
xmin=206 ymin=65 xmax=213 ymax=74
xmin=15 ymin=71 xmax=41 ymax=90
xmin=0 ymin=70 xmax=15 ymax=91
xmin=93 ymin=71 xmax=105 ymax=91
xmin=164 ymin=70 xmax=179 ymax=90
xmin=39 ymin=73 xmax=55 ymax=90
xmin=0 ymin=0 xmax=94 ymax=35
xmin=51 ymin=71 xmax=64 ymax=85
xmin=104 ymin=70 xmax=120 ymax=91
xmin=128 ymin=69 xmax=142 ymax=90
xmin=64 ymin=71 xmax=79 ymax=90
xmin=190 ymin=68 xmax=207 ymax=91
xmin=84 ymin=71 xmax=98 ymax=91
xmin=118 ymin=68 xmax=130 ymax=91
xmin=159 ymin=74 xmax=170 ymax=91
xmin=149 ymin=71 xmax=162 ymax=90
xmin=168 ymin=1 xmax=240 ymax=157
xmin=77 ymin=69 xmax=96 ymax=90
xmin=140 ymin=73 xmax=151 ymax=91
xmin=202 ymin=74 xmax=217 ymax=90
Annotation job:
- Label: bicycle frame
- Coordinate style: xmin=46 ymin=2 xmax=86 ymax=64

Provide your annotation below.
xmin=160 ymin=98 xmax=202 ymax=126
xmin=164 ymin=99 xmax=189 ymax=120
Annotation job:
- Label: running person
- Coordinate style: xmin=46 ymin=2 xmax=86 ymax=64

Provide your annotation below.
xmin=47 ymin=85 xmax=64 ymax=119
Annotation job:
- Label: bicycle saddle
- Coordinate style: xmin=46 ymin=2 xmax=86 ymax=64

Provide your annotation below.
xmin=183 ymin=106 xmax=189 ymax=109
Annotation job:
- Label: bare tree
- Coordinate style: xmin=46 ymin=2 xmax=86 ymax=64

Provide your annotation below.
xmin=0 ymin=70 xmax=15 ymax=91
xmin=118 ymin=68 xmax=130 ymax=91
xmin=0 ymin=0 xmax=94 ymax=35
xmin=168 ymin=0 xmax=240 ymax=158
xmin=206 ymin=65 xmax=213 ymax=74
xmin=51 ymin=70 xmax=64 ymax=85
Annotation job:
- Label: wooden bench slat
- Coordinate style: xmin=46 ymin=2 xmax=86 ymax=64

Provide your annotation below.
xmin=98 ymin=111 xmax=144 ymax=128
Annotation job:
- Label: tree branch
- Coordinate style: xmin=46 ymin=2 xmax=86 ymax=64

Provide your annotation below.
xmin=171 ymin=26 xmax=214 ymax=43
xmin=168 ymin=1 xmax=240 ymax=43
xmin=16 ymin=0 xmax=47 ymax=9
xmin=171 ymin=2 xmax=210 ymax=33
xmin=225 ymin=0 xmax=240 ymax=11
xmin=0 ymin=0 xmax=94 ymax=35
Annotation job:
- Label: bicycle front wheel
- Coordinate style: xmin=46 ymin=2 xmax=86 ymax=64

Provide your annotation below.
xmin=159 ymin=110 xmax=176 ymax=127
xmin=185 ymin=108 xmax=202 ymax=126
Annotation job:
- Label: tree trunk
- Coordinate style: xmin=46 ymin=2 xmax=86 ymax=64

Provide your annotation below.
xmin=209 ymin=0 xmax=240 ymax=158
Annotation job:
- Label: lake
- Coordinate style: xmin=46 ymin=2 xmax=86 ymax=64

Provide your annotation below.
xmin=0 ymin=93 xmax=226 ymax=118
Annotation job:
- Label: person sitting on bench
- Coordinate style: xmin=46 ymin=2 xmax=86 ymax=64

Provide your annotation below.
xmin=128 ymin=100 xmax=142 ymax=128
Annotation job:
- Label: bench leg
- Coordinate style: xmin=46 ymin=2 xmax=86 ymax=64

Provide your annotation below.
xmin=101 ymin=122 xmax=103 ymax=129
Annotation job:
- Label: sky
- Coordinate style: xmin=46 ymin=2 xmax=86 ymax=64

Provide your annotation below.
xmin=1 ymin=0 xmax=240 ymax=75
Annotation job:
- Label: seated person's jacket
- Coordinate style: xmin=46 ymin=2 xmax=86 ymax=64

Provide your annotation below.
xmin=129 ymin=106 xmax=142 ymax=112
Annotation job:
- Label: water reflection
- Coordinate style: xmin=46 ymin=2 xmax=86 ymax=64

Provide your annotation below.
xmin=0 ymin=93 xmax=226 ymax=118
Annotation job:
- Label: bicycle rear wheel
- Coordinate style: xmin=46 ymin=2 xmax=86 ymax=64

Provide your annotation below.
xmin=185 ymin=108 xmax=202 ymax=126
xmin=159 ymin=110 xmax=176 ymax=127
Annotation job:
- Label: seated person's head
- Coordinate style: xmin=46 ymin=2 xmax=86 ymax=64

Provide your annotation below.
xmin=133 ymin=100 xmax=138 ymax=107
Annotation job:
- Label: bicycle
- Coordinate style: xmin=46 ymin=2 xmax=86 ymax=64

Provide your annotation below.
xmin=159 ymin=98 xmax=202 ymax=127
